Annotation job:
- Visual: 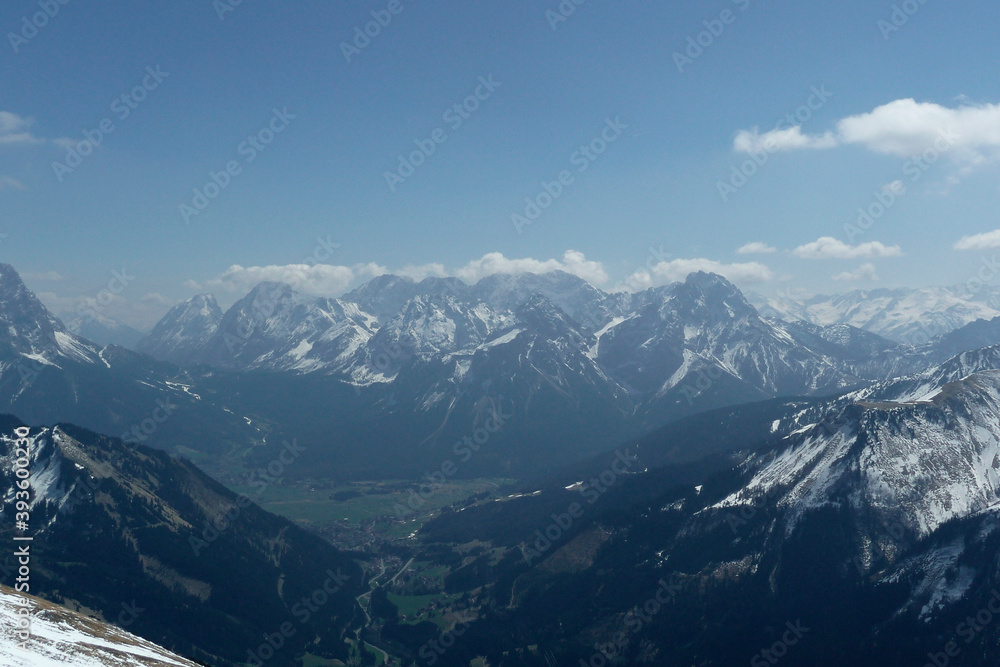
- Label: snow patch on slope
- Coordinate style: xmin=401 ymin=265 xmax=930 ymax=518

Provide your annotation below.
xmin=0 ymin=586 xmax=201 ymax=666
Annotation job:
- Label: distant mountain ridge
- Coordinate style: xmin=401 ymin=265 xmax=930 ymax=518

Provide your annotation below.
xmin=65 ymin=314 xmax=145 ymax=349
xmin=6 ymin=262 xmax=1000 ymax=478
xmin=749 ymin=285 xmax=1000 ymax=343
xmin=138 ymin=271 xmax=874 ymax=415
xmin=138 ymin=269 xmax=1000 ymax=429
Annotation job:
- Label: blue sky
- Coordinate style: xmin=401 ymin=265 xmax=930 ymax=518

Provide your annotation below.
xmin=2 ymin=0 xmax=1000 ymax=327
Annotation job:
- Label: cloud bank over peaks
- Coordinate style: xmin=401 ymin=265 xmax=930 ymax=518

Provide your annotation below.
xmin=188 ymin=250 xmax=780 ymax=306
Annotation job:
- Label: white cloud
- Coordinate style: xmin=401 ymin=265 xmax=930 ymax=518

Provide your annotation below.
xmin=352 ymin=262 xmax=391 ymax=280
xmin=455 ymin=250 xmax=609 ymax=285
xmin=193 ymin=252 xmax=609 ymax=300
xmin=954 ymin=230 xmax=1000 ymax=251
xmin=0 ymin=176 xmax=25 ymax=190
xmin=0 ymin=112 xmax=42 ymax=145
xmin=734 ymin=126 xmax=837 ymax=154
xmin=36 ymin=290 xmax=170 ymax=330
xmin=835 ymin=99 xmax=991 ymax=158
xmin=202 ymin=263 xmax=359 ymax=295
xmin=792 ymin=237 xmax=902 ymax=260
xmin=882 ymin=180 xmax=905 ymax=196
xmin=833 ymin=263 xmax=879 ymax=282
xmin=140 ymin=292 xmax=174 ymax=305
xmin=36 ymin=291 xmax=87 ymax=314
xmin=624 ymin=258 xmax=773 ymax=291
xmin=187 ymin=250 xmax=777 ymax=306
xmin=736 ymin=242 xmax=777 ymax=255
xmin=734 ymin=98 xmax=1000 ymax=166
xmin=199 ymin=252 xmax=773 ymax=300
xmin=397 ymin=263 xmax=448 ymax=282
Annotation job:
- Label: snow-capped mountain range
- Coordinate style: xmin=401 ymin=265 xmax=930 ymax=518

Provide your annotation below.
xmin=137 ymin=271 xmax=872 ymax=411
xmin=64 ymin=314 xmax=144 ymax=350
xmin=750 ymin=285 xmax=1000 ymax=344
xmin=8 ymin=261 xmax=1000 ymax=477
xmin=135 ymin=269 xmax=1000 ymax=426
